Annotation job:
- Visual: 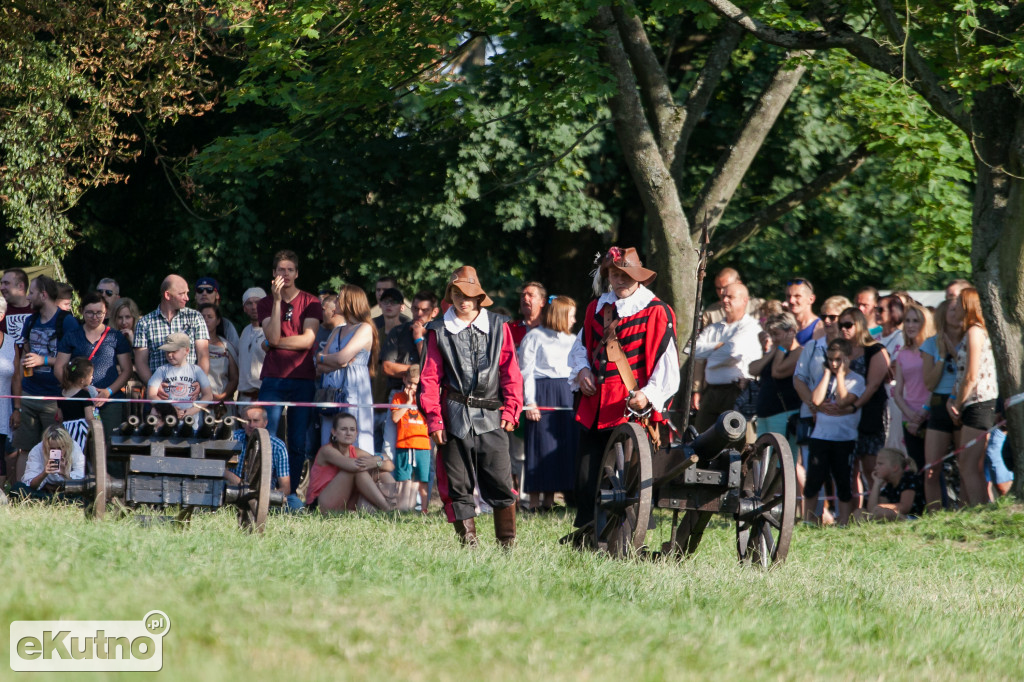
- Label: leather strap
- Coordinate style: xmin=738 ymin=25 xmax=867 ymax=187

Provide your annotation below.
xmin=602 ymin=306 xmax=638 ymax=392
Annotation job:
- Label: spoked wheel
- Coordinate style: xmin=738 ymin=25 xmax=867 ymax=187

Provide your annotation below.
xmin=594 ymin=423 xmax=652 ymax=557
xmin=736 ymin=433 xmax=796 ymax=567
xmin=237 ymin=427 xmax=272 ymax=533
xmin=86 ymin=427 xmax=108 ymax=520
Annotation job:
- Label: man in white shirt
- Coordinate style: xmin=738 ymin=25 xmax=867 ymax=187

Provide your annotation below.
xmin=691 ymin=282 xmax=762 ymax=433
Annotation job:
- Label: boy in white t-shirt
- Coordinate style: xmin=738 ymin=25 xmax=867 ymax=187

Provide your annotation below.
xmin=147 ymin=332 xmax=213 ymax=419
xmin=805 ymin=338 xmax=864 ymax=526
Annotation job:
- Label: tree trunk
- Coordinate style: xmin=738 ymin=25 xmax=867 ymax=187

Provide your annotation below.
xmin=968 ymin=90 xmax=1024 ymax=496
xmin=596 ymin=6 xmax=695 ymax=350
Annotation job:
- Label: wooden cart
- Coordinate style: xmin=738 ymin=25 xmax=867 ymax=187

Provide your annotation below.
xmin=64 ymin=415 xmax=284 ymax=533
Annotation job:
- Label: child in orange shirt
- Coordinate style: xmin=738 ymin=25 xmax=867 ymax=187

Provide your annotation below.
xmin=390 ymin=366 xmax=431 ymax=513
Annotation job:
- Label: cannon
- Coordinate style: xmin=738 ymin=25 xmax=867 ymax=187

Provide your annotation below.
xmin=588 ymin=411 xmax=796 ymax=567
xmin=64 ymin=414 xmax=284 ymax=533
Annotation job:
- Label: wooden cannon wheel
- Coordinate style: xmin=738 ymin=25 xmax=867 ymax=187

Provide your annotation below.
xmin=237 ymin=427 xmax=272 ymax=533
xmin=86 ymin=426 xmax=108 ymax=520
xmin=736 ymin=432 xmax=796 ymax=567
xmin=593 ymin=422 xmax=652 ymax=557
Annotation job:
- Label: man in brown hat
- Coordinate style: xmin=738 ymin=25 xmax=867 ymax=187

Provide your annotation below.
xmin=420 ymin=266 xmax=524 ymax=547
xmin=567 ymin=246 xmax=679 ymax=539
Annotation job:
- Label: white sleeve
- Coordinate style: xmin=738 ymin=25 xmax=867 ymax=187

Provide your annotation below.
xmin=518 ymin=334 xmax=539 ymax=408
xmin=641 ymin=337 xmax=681 ymax=411
xmin=567 ymin=329 xmax=589 ymax=390
xmin=691 ymin=325 xmax=720 ymax=359
xmin=21 ymin=443 xmax=44 ymax=486
xmin=69 ymin=442 xmax=86 ymax=480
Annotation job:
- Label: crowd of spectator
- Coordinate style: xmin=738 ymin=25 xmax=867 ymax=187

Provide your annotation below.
xmin=691 ymin=269 xmax=1012 ymax=523
xmin=0 ymin=255 xmax=1011 ymax=527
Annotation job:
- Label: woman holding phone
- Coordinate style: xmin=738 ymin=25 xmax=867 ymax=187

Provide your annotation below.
xmin=12 ymin=425 xmax=85 ymax=499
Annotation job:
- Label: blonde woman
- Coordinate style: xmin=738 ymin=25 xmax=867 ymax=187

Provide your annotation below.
xmin=518 ymin=295 xmax=578 ymax=512
xmin=15 ymin=425 xmax=85 ymax=499
xmin=315 ymin=284 xmax=378 ymax=453
xmin=892 ymin=302 xmax=934 ymax=470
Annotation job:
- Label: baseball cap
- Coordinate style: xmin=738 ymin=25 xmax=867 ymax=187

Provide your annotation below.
xmin=242 ymin=287 xmax=267 ymax=305
xmin=196 ymin=276 xmax=219 ymax=291
xmin=158 ymin=332 xmax=191 ymax=352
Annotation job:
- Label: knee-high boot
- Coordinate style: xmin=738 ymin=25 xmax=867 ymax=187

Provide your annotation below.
xmin=453 ymin=517 xmax=478 ymax=547
xmin=494 ymin=504 xmax=516 ymax=548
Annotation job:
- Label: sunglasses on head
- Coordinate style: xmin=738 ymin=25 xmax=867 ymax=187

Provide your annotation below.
xmin=839 ymin=321 xmax=856 ymax=330
xmin=98 ymin=289 xmax=115 ymax=297
xmin=196 ymin=286 xmax=216 ymax=294
xmin=787 ymin=278 xmax=813 ymax=292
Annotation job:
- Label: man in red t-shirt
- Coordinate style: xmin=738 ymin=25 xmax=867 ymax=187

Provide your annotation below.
xmin=256 ymin=249 xmax=322 ymax=508
xmin=509 ymin=281 xmax=546 ymax=348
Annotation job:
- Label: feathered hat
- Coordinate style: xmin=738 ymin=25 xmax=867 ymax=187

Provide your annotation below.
xmin=590 ymin=246 xmax=657 ymax=296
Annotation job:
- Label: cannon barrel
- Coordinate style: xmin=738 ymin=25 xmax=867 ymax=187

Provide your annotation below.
xmin=213 ymin=420 xmax=234 ymax=440
xmin=176 ymin=414 xmax=199 ymax=437
xmin=139 ymin=414 xmax=160 ymax=437
xmin=688 ymin=410 xmax=747 ymax=461
xmin=196 ymin=415 xmax=217 ymax=439
xmin=117 ymin=414 xmax=141 ymax=436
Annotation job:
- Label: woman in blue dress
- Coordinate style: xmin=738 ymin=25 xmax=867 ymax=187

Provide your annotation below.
xmin=315 ymin=284 xmax=378 ymax=454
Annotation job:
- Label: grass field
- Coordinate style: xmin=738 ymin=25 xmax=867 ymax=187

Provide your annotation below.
xmin=2 ymin=498 xmax=1023 ymax=681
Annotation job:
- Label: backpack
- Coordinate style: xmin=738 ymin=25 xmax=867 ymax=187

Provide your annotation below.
xmin=22 ymin=309 xmax=72 ymax=353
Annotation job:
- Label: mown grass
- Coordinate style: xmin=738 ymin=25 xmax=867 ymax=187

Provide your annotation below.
xmin=2 ymin=498 xmax=1023 ymax=681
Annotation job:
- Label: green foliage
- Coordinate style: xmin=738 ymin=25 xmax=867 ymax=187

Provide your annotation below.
xmin=189 ymin=1 xmax=620 ymax=296
xmin=0 ymin=1 xmax=218 ymax=271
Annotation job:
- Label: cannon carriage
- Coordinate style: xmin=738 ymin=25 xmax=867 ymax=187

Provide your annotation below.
xmin=588 ymin=410 xmax=796 ymax=567
xmin=64 ymin=414 xmax=284 ymax=533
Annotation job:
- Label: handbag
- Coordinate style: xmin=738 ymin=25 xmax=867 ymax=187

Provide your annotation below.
xmin=315 ymin=385 xmax=348 ymax=417
xmin=733 ymin=380 xmax=760 ymax=419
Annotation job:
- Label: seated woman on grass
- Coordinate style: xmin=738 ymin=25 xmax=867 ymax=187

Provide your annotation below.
xmin=306 ymin=413 xmax=397 ymax=512
xmin=853 ymin=447 xmax=924 ymax=522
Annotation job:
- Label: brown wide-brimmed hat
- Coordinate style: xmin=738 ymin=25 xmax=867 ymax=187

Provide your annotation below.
xmin=598 ymin=246 xmax=657 ymax=286
xmin=443 ymin=265 xmax=494 ymax=307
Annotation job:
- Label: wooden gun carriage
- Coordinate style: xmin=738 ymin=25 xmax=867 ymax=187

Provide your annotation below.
xmin=590 ymin=410 xmax=796 ymax=566
xmin=64 ymin=414 xmax=284 ymax=533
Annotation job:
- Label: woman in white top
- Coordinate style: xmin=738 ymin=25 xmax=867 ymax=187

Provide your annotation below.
xmin=0 ymin=296 xmax=19 ymax=487
xmin=947 ymin=288 xmax=998 ymax=506
xmin=15 ymin=425 xmax=85 ymax=499
xmin=518 ymin=295 xmax=577 ymax=512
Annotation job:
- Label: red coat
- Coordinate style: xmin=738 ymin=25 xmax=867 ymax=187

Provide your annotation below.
xmin=576 ymin=296 xmax=676 ymax=430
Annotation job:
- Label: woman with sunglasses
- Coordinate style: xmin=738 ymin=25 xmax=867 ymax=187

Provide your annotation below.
xmin=892 ymin=302 xmax=934 ymax=470
xmin=920 ymin=300 xmax=963 ymax=509
xmin=946 ymin=288 xmax=997 ymax=506
xmin=792 ymin=295 xmax=851 ymax=521
xmin=825 ymin=308 xmax=890 ymax=505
